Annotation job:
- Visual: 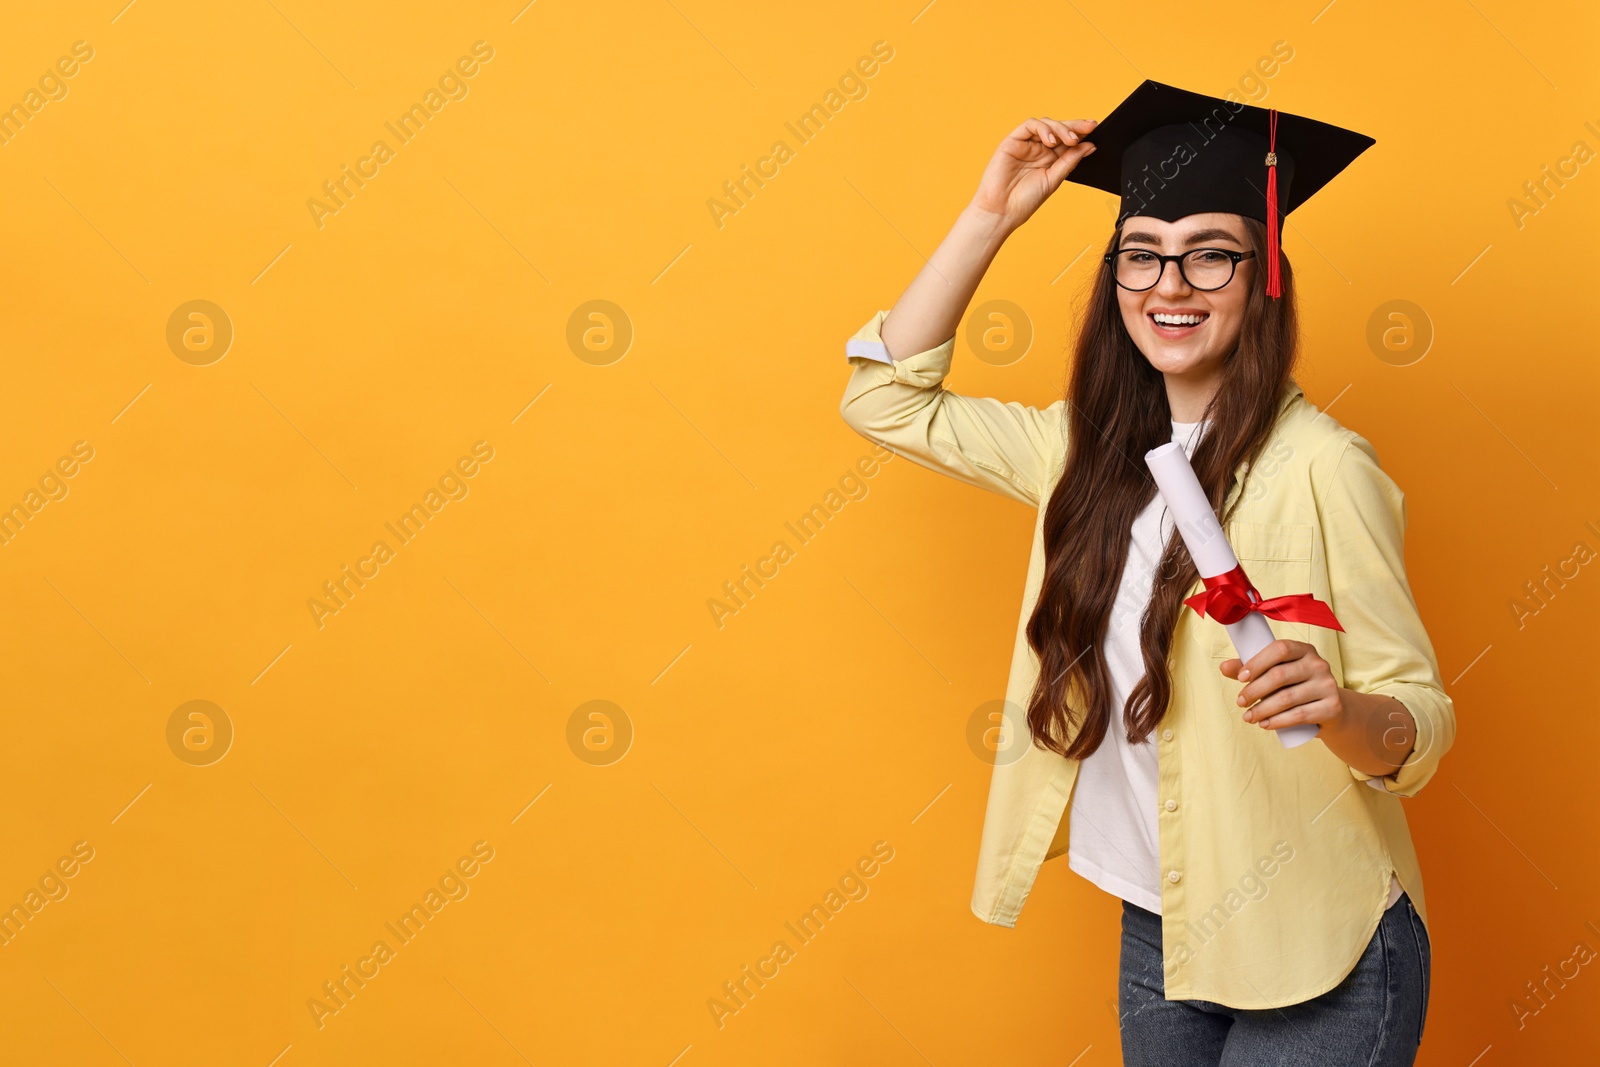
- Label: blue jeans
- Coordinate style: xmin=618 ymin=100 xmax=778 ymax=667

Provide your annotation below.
xmin=1118 ymin=893 xmax=1431 ymax=1066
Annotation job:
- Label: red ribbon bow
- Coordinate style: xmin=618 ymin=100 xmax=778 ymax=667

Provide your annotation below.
xmin=1184 ymin=564 xmax=1344 ymax=632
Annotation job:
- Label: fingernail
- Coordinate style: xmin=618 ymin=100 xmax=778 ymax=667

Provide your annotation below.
xmin=1238 ymin=668 xmax=1250 ymax=681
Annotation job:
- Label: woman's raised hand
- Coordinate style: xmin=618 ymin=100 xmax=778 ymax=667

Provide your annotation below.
xmin=970 ymin=117 xmax=1099 ymax=235
xmin=876 ymin=117 xmax=1098 ymax=359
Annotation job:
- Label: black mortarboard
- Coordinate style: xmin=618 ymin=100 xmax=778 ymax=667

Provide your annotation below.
xmin=1066 ymin=79 xmax=1375 ymax=297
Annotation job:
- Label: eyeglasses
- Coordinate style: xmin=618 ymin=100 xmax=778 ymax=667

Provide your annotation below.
xmin=1103 ymin=248 xmax=1257 ymax=292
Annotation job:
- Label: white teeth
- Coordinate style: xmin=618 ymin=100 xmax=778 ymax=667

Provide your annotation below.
xmin=1153 ymin=312 xmax=1206 ymax=326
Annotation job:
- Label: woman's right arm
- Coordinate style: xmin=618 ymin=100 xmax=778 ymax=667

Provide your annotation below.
xmin=839 ymin=117 xmax=1099 ymax=506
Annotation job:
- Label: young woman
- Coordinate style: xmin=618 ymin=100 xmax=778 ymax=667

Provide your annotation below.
xmin=839 ymin=89 xmax=1454 ymax=1066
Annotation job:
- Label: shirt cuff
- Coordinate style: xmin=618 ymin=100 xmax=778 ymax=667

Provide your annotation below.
xmin=1344 ymin=683 xmax=1451 ymax=798
xmin=843 ymin=309 xmax=957 ymax=386
xmin=845 ymin=337 xmax=894 ymax=365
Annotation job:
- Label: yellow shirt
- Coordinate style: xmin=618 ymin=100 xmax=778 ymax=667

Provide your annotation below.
xmin=840 ymin=309 xmax=1456 ymax=1009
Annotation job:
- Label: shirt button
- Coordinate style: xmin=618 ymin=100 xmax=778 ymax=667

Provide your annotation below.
xmin=1165 ymin=799 xmax=1178 ymax=812
xmin=1162 ymin=729 xmax=1174 ymax=742
xmin=1168 ymin=870 xmax=1182 ymax=883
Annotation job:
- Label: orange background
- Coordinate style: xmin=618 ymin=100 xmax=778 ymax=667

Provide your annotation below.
xmin=1 ymin=1 xmax=1595 ymax=1063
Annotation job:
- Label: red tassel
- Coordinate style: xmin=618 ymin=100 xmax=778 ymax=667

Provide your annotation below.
xmin=1265 ymin=109 xmax=1282 ymax=299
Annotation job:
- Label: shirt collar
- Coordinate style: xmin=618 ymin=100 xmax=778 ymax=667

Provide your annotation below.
xmin=1223 ymin=379 xmax=1304 ymax=509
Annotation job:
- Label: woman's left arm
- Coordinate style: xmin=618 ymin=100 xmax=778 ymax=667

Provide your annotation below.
xmin=1220 ymin=433 xmax=1457 ymax=794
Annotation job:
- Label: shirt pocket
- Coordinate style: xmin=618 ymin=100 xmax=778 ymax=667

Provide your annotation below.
xmin=1202 ymin=520 xmax=1317 ymax=659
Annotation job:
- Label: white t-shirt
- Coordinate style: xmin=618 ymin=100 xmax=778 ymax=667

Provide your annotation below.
xmin=1066 ymin=417 xmax=1403 ymax=914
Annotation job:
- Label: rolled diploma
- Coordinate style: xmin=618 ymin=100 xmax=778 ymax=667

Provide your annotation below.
xmin=1145 ymin=440 xmax=1319 ymax=749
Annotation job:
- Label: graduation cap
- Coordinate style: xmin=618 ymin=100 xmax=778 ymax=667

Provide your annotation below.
xmin=1066 ymin=79 xmax=1375 ymax=298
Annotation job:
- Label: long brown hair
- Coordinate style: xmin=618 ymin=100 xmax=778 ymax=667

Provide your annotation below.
xmin=1025 ymin=216 xmax=1299 ymax=760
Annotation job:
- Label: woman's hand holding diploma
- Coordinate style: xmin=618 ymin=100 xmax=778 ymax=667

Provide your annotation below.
xmin=1221 ymin=641 xmax=1419 ymax=777
xmin=1144 ymin=438 xmax=1408 ymax=768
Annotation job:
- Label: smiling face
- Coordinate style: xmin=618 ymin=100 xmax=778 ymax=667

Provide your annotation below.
xmin=1114 ymin=212 xmax=1256 ymax=403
